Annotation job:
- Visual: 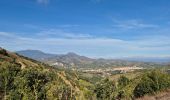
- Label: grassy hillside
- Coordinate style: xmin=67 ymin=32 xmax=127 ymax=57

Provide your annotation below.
xmin=1 ymin=48 xmax=170 ymax=100
xmin=0 ymin=48 xmax=96 ymax=100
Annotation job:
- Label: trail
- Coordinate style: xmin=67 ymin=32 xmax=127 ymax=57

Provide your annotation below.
xmin=18 ymin=61 xmax=26 ymax=69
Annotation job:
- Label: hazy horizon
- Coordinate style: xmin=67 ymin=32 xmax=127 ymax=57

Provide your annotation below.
xmin=14 ymin=49 xmax=170 ymax=59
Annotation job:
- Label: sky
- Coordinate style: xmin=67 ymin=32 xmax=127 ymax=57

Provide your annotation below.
xmin=0 ymin=0 xmax=170 ymax=58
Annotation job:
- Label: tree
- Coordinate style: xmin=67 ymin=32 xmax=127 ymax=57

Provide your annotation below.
xmin=94 ymin=78 xmax=115 ymax=100
xmin=11 ymin=68 xmax=50 ymax=100
xmin=133 ymin=75 xmax=154 ymax=97
xmin=0 ymin=62 xmax=21 ymax=99
xmin=134 ymin=70 xmax=170 ymax=97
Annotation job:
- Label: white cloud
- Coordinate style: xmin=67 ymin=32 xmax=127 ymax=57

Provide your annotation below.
xmin=112 ymin=19 xmax=158 ymax=29
xmin=0 ymin=31 xmax=170 ymax=57
xmin=36 ymin=29 xmax=94 ymax=39
xmin=0 ymin=32 xmax=19 ymax=38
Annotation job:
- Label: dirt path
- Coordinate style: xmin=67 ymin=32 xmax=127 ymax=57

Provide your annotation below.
xmin=18 ymin=61 xmax=26 ymax=69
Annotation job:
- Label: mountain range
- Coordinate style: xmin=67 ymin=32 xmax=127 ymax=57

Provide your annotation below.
xmin=16 ymin=50 xmax=57 ymax=60
xmin=16 ymin=50 xmax=170 ymax=68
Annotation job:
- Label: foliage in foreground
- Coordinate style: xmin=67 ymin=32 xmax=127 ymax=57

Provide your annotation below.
xmin=94 ymin=70 xmax=170 ymax=100
xmin=134 ymin=70 xmax=170 ymax=97
xmin=1 ymin=60 xmax=170 ymax=100
xmin=0 ymin=61 xmax=96 ymax=100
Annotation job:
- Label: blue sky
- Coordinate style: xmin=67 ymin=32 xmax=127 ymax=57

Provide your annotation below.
xmin=0 ymin=0 xmax=170 ymax=58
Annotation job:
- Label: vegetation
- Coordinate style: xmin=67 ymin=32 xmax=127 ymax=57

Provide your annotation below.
xmin=134 ymin=70 xmax=170 ymax=97
xmin=0 ymin=48 xmax=96 ymax=100
xmin=94 ymin=78 xmax=115 ymax=99
xmin=93 ymin=70 xmax=170 ymax=100
xmin=1 ymin=48 xmax=170 ymax=100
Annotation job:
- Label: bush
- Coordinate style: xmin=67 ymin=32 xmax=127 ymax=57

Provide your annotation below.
xmin=12 ymin=68 xmax=50 ymax=100
xmin=133 ymin=76 xmax=154 ymax=97
xmin=0 ymin=49 xmax=8 ymax=56
xmin=134 ymin=70 xmax=170 ymax=97
xmin=118 ymin=76 xmax=130 ymax=87
xmin=94 ymin=78 xmax=115 ymax=100
xmin=117 ymin=90 xmax=126 ymax=99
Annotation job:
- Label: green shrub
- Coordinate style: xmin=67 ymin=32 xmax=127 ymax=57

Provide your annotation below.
xmin=133 ymin=75 xmax=154 ymax=97
xmin=118 ymin=75 xmax=130 ymax=87
xmin=134 ymin=70 xmax=170 ymax=97
xmin=0 ymin=49 xmax=8 ymax=56
xmin=12 ymin=68 xmax=50 ymax=100
xmin=94 ymin=78 xmax=115 ymax=100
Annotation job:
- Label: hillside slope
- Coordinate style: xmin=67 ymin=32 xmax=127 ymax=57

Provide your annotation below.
xmin=1 ymin=47 xmax=170 ymax=100
xmin=0 ymin=48 xmax=40 ymax=68
xmin=0 ymin=48 xmax=95 ymax=100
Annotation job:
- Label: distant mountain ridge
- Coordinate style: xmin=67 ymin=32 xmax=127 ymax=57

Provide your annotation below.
xmin=44 ymin=52 xmax=94 ymax=66
xmin=16 ymin=50 xmax=170 ymax=63
xmin=16 ymin=50 xmax=169 ymax=68
xmin=16 ymin=50 xmax=57 ymax=60
xmin=16 ymin=50 xmax=93 ymax=67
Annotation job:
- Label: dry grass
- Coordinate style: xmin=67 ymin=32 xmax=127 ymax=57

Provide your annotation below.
xmin=137 ymin=89 xmax=170 ymax=100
